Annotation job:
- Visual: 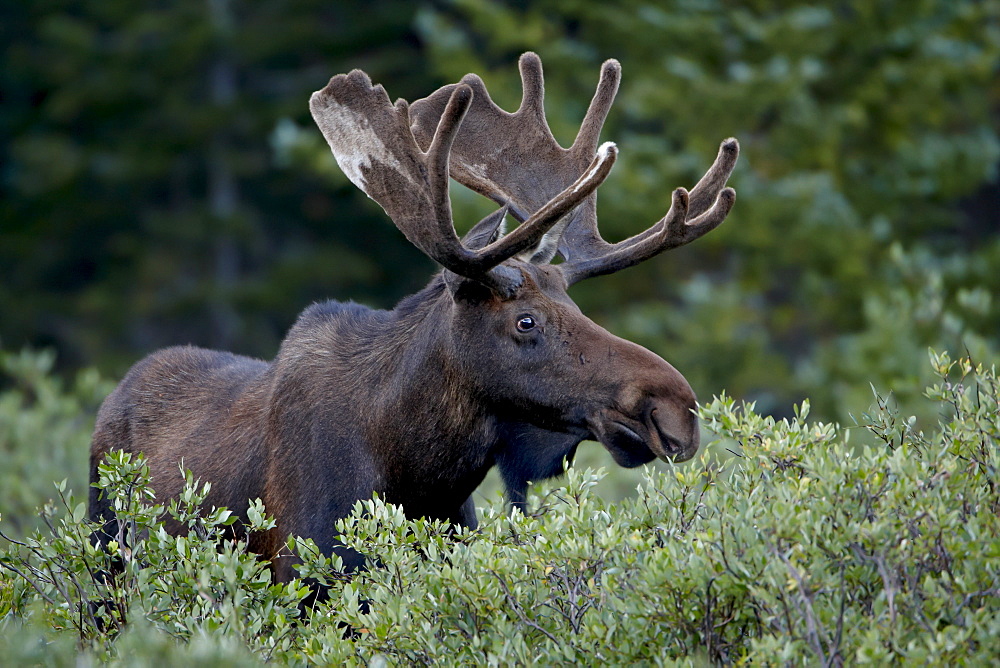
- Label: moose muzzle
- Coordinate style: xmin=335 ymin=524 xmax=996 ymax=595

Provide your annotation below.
xmin=590 ymin=390 xmax=700 ymax=468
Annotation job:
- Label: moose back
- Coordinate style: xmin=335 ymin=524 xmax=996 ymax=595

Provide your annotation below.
xmin=89 ymin=53 xmax=738 ymax=582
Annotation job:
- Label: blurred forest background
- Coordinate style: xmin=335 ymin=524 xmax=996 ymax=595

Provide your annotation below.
xmin=1 ymin=1 xmax=998 ymax=515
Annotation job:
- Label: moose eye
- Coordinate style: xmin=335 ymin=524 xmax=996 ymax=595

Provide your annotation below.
xmin=515 ymin=315 xmax=537 ymax=333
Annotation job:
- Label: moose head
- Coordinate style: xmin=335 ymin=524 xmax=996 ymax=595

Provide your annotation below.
xmin=89 ymin=53 xmax=737 ymax=583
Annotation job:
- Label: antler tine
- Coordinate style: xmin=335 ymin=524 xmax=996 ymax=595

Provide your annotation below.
xmin=686 ymin=137 xmax=740 ymax=219
xmin=420 ymin=86 xmax=619 ymax=283
xmin=561 ymin=138 xmax=739 ymax=284
xmin=420 ymin=85 xmax=474 ymax=268
xmin=310 ymin=72 xmax=467 ymax=266
xmin=572 ymin=58 xmax=622 ymax=156
xmin=517 ymin=52 xmax=547 ymax=122
xmin=585 ymin=137 xmax=740 ymax=253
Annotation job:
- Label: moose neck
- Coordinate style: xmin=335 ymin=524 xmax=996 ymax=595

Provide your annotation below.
xmin=267 ymin=277 xmax=497 ymax=519
xmin=371 ymin=279 xmax=497 ymax=512
xmin=392 ymin=278 xmax=504 ymax=502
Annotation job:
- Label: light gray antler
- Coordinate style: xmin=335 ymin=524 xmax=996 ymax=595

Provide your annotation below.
xmin=409 ymin=52 xmax=739 ymax=284
xmin=310 ymin=68 xmax=617 ymax=295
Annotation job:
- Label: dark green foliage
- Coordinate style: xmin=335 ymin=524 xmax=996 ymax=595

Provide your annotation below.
xmin=2 ymin=351 xmax=997 ymax=664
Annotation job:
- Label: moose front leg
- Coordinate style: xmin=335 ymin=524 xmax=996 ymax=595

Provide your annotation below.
xmin=457 ymin=496 xmax=479 ymax=530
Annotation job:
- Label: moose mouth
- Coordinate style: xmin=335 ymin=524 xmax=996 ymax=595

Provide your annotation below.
xmin=590 ymin=407 xmax=699 ymax=468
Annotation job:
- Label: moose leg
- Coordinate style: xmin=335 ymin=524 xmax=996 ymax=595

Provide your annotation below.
xmin=456 ymin=496 xmax=478 ymax=530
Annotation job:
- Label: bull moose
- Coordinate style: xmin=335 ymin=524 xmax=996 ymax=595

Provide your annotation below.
xmin=89 ymin=53 xmax=738 ymax=583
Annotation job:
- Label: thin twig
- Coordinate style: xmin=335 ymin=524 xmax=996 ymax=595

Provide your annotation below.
xmin=0 ymin=561 xmax=59 ymax=606
xmin=0 ymin=526 xmax=30 ymax=547
xmin=771 ymin=544 xmax=830 ymax=666
xmin=490 ymin=571 xmax=559 ymax=644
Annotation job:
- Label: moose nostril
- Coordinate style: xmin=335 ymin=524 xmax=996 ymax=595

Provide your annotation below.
xmin=663 ymin=434 xmax=685 ymax=455
xmin=648 ymin=403 xmax=698 ymax=459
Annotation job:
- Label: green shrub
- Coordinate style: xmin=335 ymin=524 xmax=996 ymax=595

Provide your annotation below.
xmin=2 ymin=350 xmax=997 ymax=665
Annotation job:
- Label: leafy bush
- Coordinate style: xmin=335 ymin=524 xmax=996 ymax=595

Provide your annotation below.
xmin=0 ymin=451 xmax=307 ymax=664
xmin=2 ymin=351 xmax=998 ymax=664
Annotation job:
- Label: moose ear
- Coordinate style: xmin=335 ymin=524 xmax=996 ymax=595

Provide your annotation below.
xmin=444 ymin=271 xmax=499 ymax=302
xmin=445 ymin=205 xmax=515 ymax=299
xmin=462 ymin=205 xmax=509 ymax=250
xmin=516 ymin=214 xmax=570 ymax=265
